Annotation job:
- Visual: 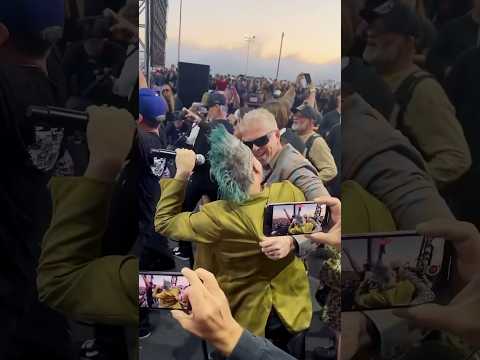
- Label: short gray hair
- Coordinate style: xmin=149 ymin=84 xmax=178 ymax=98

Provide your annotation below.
xmin=241 ymin=108 xmax=278 ymax=131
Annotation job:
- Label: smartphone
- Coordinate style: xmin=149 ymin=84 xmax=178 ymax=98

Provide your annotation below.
xmin=342 ymin=232 xmax=450 ymax=312
xmin=139 ymin=272 xmax=191 ymax=311
xmin=263 ymin=201 xmax=330 ymax=236
xmin=304 ymin=73 xmax=312 ymax=85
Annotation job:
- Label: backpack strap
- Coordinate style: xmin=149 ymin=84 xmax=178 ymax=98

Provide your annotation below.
xmin=393 ymin=70 xmax=434 ymax=131
xmin=305 ymin=133 xmax=322 ymax=162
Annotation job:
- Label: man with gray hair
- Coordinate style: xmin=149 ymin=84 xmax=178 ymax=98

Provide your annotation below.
xmin=238 ymin=108 xmax=330 ymax=257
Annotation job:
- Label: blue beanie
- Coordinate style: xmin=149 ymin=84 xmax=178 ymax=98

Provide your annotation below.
xmin=139 ymin=88 xmax=168 ymax=125
xmin=0 ymin=0 xmax=64 ymax=34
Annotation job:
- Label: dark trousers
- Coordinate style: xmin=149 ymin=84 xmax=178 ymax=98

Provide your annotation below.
xmin=6 ymin=298 xmax=74 ymax=360
xmin=265 ymin=309 xmax=306 ymax=360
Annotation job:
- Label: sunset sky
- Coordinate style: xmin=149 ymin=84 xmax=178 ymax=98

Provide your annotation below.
xmin=141 ymin=0 xmax=340 ymax=81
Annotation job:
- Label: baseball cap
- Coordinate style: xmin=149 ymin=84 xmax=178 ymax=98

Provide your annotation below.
xmin=206 ymin=91 xmax=226 ymax=108
xmin=0 ymin=0 xmax=64 ymax=39
xmin=139 ymin=88 xmax=168 ymax=125
xmin=294 ymin=102 xmax=317 ymax=120
xmin=360 ymin=0 xmax=420 ymax=37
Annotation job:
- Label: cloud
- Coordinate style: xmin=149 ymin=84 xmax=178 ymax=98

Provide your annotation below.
xmin=169 ymin=35 xmax=339 ymax=67
xmin=165 ymin=41 xmax=340 ymax=82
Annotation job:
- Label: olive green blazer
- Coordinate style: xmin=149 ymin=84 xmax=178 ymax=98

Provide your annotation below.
xmin=155 ymin=179 xmax=312 ymax=336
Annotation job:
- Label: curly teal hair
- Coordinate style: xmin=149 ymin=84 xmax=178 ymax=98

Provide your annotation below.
xmin=208 ymin=125 xmax=254 ymax=204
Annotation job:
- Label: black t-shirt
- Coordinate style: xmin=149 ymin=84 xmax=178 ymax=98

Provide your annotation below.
xmin=427 ymin=13 xmax=480 ymax=81
xmin=319 ymin=110 xmax=341 ymax=138
xmin=165 ymin=121 xmax=192 ymax=148
xmin=135 ymin=130 xmax=172 ymax=247
xmin=193 ymin=119 xmax=234 ymax=162
xmin=181 ymin=119 xmax=234 ymax=209
xmin=447 ymin=47 xmax=480 ymax=173
xmin=0 ymin=63 xmax=65 ymax=341
xmin=342 ymin=57 xmax=395 ymax=120
xmin=0 ymin=64 xmax=66 ymax=268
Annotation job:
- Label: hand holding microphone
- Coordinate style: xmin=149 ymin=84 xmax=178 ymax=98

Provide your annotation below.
xmin=174 ymin=149 xmax=199 ymax=180
xmin=150 ymin=149 xmax=205 ymax=166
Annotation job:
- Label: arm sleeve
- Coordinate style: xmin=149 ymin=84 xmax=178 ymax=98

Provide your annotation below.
xmin=310 ymin=138 xmax=338 ymax=183
xmin=154 ymin=178 xmax=222 ymax=243
xmin=354 ymin=150 xmax=454 ymax=229
xmin=229 ymin=330 xmax=297 ymax=360
xmin=288 ymin=167 xmax=330 ymax=200
xmin=403 ymin=79 xmax=471 ymax=187
xmin=287 ymin=168 xmax=329 ymax=256
xmin=37 ymin=177 xmax=138 ymax=326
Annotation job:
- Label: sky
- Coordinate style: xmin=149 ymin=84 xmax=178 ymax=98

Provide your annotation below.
xmin=141 ymin=0 xmax=340 ymax=82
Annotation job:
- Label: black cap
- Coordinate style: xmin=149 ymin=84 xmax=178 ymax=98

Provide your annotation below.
xmin=206 ymin=91 xmax=226 ymax=108
xmin=294 ymin=102 xmax=317 ymax=120
xmin=361 ymin=0 xmax=420 ymax=37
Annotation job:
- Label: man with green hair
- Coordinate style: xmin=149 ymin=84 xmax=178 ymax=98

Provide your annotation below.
xmin=154 ymin=125 xmax=313 ymax=356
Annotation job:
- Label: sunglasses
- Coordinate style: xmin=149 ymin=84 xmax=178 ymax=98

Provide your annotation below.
xmin=243 ymin=131 xmax=275 ymax=149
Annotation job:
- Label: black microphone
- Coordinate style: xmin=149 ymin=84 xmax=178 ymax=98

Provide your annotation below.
xmin=26 ymin=106 xmax=89 ymax=131
xmin=151 ymin=149 xmax=206 ymax=166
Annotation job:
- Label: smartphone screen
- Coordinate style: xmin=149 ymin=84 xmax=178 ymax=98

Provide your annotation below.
xmin=264 ymin=202 xmax=330 ymax=236
xmin=342 ymin=232 xmax=448 ymax=312
xmin=304 ymin=73 xmax=312 ymax=85
xmin=139 ymin=272 xmax=191 ymax=311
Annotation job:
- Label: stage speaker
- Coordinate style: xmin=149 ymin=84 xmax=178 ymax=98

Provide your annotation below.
xmin=177 ymin=62 xmax=210 ymax=108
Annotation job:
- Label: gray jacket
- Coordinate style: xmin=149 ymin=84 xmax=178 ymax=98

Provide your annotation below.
xmin=229 ymin=330 xmax=295 ymax=360
xmin=343 ymin=93 xmax=454 ymax=229
xmin=263 ymin=144 xmax=330 ymax=256
xmin=343 ymin=93 xmax=454 ymax=359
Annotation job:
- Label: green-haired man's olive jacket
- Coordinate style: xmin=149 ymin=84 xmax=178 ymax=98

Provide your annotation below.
xmin=155 ymin=178 xmax=312 ymax=336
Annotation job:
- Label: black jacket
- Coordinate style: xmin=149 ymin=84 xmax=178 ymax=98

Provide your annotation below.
xmin=427 ymin=12 xmax=480 ymax=81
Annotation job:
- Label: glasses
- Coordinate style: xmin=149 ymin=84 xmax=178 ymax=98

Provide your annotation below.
xmin=243 ymin=131 xmax=275 ymax=149
xmin=162 ymin=89 xmax=171 ymax=93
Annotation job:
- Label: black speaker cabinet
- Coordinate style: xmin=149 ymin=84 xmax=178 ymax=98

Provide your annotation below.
xmin=177 ymin=62 xmax=210 ymax=108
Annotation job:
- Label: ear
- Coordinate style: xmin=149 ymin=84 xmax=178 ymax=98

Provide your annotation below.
xmin=252 ymin=157 xmax=262 ymax=175
xmin=273 ymin=129 xmax=281 ymax=141
xmin=0 ymin=23 xmax=10 ymax=47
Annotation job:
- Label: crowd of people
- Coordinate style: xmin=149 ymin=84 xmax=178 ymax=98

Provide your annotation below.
xmin=150 ymin=65 xmax=340 ymax=118
xmin=2 ymin=1 xmax=480 ymax=360
xmin=1 ymin=1 xmax=342 ymax=359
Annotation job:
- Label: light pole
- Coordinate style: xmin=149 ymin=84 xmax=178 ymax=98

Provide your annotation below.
xmin=275 ymin=32 xmax=285 ymax=80
xmin=244 ymin=35 xmax=255 ymax=76
xmin=178 ymin=0 xmax=183 ymax=65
